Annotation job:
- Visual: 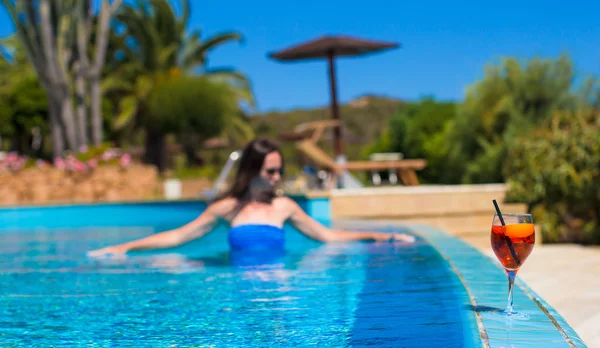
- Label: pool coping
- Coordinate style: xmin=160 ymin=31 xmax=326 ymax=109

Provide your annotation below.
xmin=0 ymin=191 xmax=331 ymax=209
xmin=334 ymin=219 xmax=588 ymax=348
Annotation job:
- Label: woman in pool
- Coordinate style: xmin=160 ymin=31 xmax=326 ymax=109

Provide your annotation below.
xmin=88 ymin=138 xmax=415 ymax=257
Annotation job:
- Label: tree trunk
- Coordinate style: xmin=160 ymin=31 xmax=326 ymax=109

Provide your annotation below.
xmin=3 ymin=1 xmax=78 ymax=155
xmin=75 ymin=67 xmax=88 ymax=149
xmin=38 ymin=0 xmax=77 ymax=151
xmin=74 ymin=1 xmax=93 ymax=148
xmin=181 ymin=133 xmax=201 ymax=167
xmin=49 ymin=97 xmax=65 ymax=158
xmin=89 ymin=0 xmax=123 ymax=146
xmin=90 ymin=77 xmax=103 ymax=146
xmin=59 ymin=92 xmax=78 ymax=151
xmin=144 ymin=129 xmax=167 ymax=174
xmin=10 ymin=135 xmax=20 ymax=153
xmin=75 ymin=61 xmax=88 ymax=148
xmin=184 ymin=144 xmax=197 ymax=167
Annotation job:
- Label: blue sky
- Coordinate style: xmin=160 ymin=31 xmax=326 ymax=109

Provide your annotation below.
xmin=1 ymin=0 xmax=599 ymax=112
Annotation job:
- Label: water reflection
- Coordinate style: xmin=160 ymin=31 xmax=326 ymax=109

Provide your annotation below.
xmin=90 ymin=243 xmax=360 ymax=278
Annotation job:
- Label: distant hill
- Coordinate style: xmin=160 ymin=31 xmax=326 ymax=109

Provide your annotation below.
xmin=250 ymin=95 xmax=405 ymax=158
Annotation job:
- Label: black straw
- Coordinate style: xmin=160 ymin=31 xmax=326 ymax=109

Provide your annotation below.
xmin=493 ymin=199 xmax=505 ymax=226
xmin=493 ymin=199 xmax=521 ymax=266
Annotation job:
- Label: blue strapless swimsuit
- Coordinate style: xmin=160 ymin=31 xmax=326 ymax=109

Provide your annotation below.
xmin=227 ymin=224 xmax=286 ymax=267
xmin=227 ymin=224 xmax=285 ymax=250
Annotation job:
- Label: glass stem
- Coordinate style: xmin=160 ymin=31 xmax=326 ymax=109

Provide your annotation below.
xmin=505 ymin=270 xmax=516 ymax=314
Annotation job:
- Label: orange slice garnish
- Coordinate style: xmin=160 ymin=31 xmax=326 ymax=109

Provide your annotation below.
xmin=505 ymin=224 xmax=535 ymax=238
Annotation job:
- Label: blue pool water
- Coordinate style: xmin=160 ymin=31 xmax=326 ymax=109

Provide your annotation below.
xmin=0 ymin=203 xmax=480 ymax=347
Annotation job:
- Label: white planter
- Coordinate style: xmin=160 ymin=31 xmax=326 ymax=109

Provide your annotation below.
xmin=164 ymin=179 xmax=182 ymax=200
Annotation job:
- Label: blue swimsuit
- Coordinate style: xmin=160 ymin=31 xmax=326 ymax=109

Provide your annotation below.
xmin=227 ymin=224 xmax=286 ymax=267
xmin=228 ymin=224 xmax=285 ymax=250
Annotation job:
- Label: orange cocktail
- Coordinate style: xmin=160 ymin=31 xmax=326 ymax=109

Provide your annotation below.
xmin=490 ymin=211 xmax=535 ymax=317
xmin=491 ymin=223 xmax=535 ymax=270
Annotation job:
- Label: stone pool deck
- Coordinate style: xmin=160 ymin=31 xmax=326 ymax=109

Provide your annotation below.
xmin=462 ymin=236 xmax=600 ymax=348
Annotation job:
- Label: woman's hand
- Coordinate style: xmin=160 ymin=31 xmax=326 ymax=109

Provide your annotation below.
xmin=370 ymin=232 xmax=416 ymax=243
xmin=87 ymin=245 xmax=128 ymax=257
xmin=285 ymin=197 xmax=417 ymax=244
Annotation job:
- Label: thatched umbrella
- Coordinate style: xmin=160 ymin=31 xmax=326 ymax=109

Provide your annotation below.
xmin=268 ymin=35 xmax=400 ymax=159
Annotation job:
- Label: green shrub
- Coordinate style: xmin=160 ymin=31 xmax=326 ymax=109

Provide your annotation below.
xmin=174 ymin=166 xmax=219 ymax=180
xmin=371 ymin=97 xmax=458 ymax=183
xmin=147 ymin=76 xmax=234 ymax=136
xmin=443 ymin=55 xmax=577 ymax=184
xmin=505 ymin=109 xmax=600 ymax=244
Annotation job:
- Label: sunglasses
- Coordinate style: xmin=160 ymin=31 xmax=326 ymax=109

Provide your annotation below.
xmin=265 ymin=167 xmax=284 ymax=176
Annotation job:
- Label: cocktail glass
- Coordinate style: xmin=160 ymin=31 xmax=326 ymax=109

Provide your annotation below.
xmin=491 ymin=213 xmax=535 ymax=317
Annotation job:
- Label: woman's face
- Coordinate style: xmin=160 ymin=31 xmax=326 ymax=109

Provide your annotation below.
xmin=260 ymin=151 xmax=283 ymax=188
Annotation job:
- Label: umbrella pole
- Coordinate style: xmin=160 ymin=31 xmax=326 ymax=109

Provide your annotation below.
xmin=327 ymin=52 xmax=343 ymax=158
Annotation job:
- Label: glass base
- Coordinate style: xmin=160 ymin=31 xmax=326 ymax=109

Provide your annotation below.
xmin=507 ymin=309 xmax=529 ymax=318
xmin=492 ymin=309 xmax=530 ymax=320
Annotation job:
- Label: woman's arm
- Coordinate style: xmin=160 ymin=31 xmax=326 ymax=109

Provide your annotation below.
xmin=285 ymin=198 xmax=415 ymax=243
xmin=87 ymin=199 xmax=233 ymax=256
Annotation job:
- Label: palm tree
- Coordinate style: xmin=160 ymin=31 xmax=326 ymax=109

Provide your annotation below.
xmin=103 ymin=0 xmax=254 ymax=170
xmin=2 ymin=0 xmax=122 ymax=155
xmin=106 ymin=0 xmax=254 ymax=130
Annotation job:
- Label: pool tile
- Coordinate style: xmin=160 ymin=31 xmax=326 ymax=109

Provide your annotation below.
xmin=485 ymin=327 xmax=566 ymax=341
xmin=489 ymin=339 xmax=571 ymax=348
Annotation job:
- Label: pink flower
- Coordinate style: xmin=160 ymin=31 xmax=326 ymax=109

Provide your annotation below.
xmin=102 ymin=149 xmax=117 ymax=161
xmin=9 ymin=158 xmax=25 ymax=171
xmin=120 ymin=153 xmax=132 ymax=168
xmin=6 ymin=152 xmax=18 ymax=163
xmin=74 ymin=161 xmax=87 ymax=173
xmin=87 ymin=159 xmax=98 ymax=169
xmin=79 ymin=145 xmax=89 ymax=153
xmin=54 ymin=157 xmax=66 ymax=170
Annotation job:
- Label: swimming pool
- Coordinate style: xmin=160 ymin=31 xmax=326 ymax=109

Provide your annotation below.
xmin=0 ymin=200 xmax=587 ymax=347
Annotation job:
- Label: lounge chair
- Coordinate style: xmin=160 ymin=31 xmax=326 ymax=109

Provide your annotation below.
xmin=279 ymin=120 xmax=427 ymax=186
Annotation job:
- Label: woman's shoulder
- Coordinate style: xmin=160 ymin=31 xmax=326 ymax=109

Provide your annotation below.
xmin=206 ymin=197 xmax=238 ymax=217
xmin=273 ymin=196 xmax=300 ymax=210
